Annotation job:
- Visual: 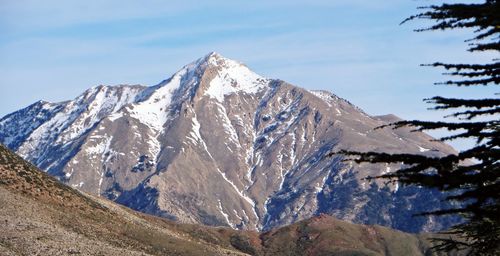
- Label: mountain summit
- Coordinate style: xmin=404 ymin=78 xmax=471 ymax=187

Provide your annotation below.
xmin=0 ymin=53 xmax=459 ymax=232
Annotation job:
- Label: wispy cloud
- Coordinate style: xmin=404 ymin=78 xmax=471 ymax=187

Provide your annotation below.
xmin=0 ymin=0 xmax=496 ymax=136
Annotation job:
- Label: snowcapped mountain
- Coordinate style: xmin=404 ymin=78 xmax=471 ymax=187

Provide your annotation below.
xmin=0 ymin=52 xmax=460 ymax=232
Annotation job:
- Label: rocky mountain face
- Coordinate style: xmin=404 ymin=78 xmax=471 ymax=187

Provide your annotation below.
xmin=0 ymin=52 xmax=460 ymax=233
xmin=0 ymin=144 xmax=463 ymax=256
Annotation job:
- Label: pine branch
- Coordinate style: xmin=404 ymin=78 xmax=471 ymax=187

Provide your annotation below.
xmin=443 ymin=69 xmax=499 ymax=78
xmin=444 ymin=108 xmax=500 ymax=120
xmin=426 ymin=97 xmax=500 ymax=109
xmin=424 ymin=62 xmax=500 ymax=71
xmin=436 ymin=77 xmax=499 ymax=86
xmin=378 ymin=120 xmax=498 ymax=133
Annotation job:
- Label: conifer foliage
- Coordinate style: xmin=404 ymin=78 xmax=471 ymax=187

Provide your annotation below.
xmin=339 ymin=1 xmax=499 ymax=254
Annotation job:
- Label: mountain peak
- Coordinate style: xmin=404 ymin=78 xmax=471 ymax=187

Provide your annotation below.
xmin=204 ymin=51 xmax=230 ymax=62
xmin=205 ymin=51 xmax=222 ymax=59
xmin=192 ymin=52 xmax=248 ymax=72
xmin=151 ymin=52 xmax=269 ymax=104
xmin=194 ymin=52 xmax=270 ymax=102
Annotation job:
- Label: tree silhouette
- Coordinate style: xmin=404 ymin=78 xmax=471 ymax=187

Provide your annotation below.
xmin=338 ymin=1 xmax=499 ymax=255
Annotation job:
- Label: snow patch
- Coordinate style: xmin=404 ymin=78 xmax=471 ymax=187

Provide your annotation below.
xmin=382 ymin=164 xmax=391 ymax=174
xmin=216 ymin=167 xmax=256 ymax=208
xmin=217 ymin=199 xmax=235 ymax=228
xmin=108 ymin=112 xmax=123 ymax=122
xmin=128 ymin=63 xmax=198 ymax=132
xmin=214 ymin=102 xmax=240 ymax=146
xmin=187 ymin=115 xmax=214 ymax=158
xmin=204 ymin=54 xmax=269 ymax=102
xmin=57 ymin=86 xmax=142 ymax=143
xmin=309 ymin=90 xmax=334 ymax=107
xmin=314 ymin=171 xmax=329 ymax=194
xmin=418 ymin=146 xmax=430 ymax=152
xmin=71 ymin=182 xmax=85 ymax=188
xmin=84 ymin=135 xmax=114 ymax=195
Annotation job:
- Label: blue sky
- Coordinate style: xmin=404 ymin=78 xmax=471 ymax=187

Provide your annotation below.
xmin=0 ymin=0 xmax=495 ymax=149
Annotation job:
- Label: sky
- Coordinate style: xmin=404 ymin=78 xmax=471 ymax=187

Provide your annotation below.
xmin=0 ymin=0 xmax=496 ymax=150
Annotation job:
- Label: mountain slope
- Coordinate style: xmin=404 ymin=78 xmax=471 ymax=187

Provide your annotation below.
xmin=0 ymin=52 xmax=460 ymax=233
xmin=0 ymin=144 xmax=249 ymax=255
xmin=0 ymin=144 xmax=463 ymax=255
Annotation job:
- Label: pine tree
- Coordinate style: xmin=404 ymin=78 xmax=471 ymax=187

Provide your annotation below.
xmin=337 ymin=1 xmax=499 ymax=254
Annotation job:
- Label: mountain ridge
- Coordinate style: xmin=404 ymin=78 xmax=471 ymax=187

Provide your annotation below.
xmin=0 ymin=52 xmax=460 ymax=233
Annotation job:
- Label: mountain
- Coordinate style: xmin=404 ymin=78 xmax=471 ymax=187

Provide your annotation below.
xmin=0 ymin=144 xmax=462 ymax=255
xmin=0 ymin=52 xmax=460 ymax=233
